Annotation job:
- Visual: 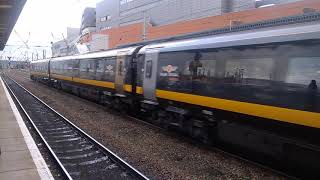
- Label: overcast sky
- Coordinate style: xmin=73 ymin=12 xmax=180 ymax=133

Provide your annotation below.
xmin=1 ymin=0 xmax=100 ymax=60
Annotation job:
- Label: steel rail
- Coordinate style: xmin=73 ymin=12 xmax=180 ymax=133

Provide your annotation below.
xmin=4 ymin=72 xmax=298 ymax=179
xmin=2 ymin=76 xmax=73 ymax=180
xmin=127 ymin=115 xmax=298 ymax=180
xmin=2 ymin=75 xmax=149 ymax=180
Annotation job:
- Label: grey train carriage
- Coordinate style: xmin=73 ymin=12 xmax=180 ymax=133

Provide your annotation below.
xmin=30 ymin=22 xmax=320 ymax=178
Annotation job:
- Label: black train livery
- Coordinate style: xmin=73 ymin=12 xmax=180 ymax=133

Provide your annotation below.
xmin=30 ymin=22 xmax=320 ymax=177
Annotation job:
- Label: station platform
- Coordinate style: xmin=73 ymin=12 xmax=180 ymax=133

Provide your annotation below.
xmin=0 ymin=77 xmax=53 ymax=180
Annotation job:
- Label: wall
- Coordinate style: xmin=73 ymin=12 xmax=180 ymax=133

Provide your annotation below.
xmin=96 ymin=0 xmax=297 ymax=29
xmin=147 ymin=0 xmax=320 ymax=40
xmin=81 ymin=7 xmax=96 ymax=34
xmin=96 ymin=0 xmax=119 ymax=30
xmin=232 ymin=0 xmax=256 ymax=12
xmin=90 ymin=34 xmax=109 ymax=51
xmin=81 ymin=0 xmax=320 ymax=49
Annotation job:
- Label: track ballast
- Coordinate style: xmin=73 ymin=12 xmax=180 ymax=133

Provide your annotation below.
xmin=2 ymin=75 xmax=148 ymax=180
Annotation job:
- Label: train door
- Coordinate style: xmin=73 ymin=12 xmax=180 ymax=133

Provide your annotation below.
xmin=72 ymin=59 xmax=80 ymax=78
xmin=143 ymin=49 xmax=159 ymax=101
xmin=115 ymin=54 xmax=126 ymax=95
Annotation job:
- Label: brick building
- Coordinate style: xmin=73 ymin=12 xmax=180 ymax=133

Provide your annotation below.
xmin=79 ymin=0 xmax=319 ymax=51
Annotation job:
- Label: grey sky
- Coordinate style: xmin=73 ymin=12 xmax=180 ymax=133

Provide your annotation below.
xmin=1 ymin=0 xmax=100 ymax=60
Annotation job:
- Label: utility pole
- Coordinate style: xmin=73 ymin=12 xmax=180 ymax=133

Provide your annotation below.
xmin=143 ymin=10 xmax=147 ymax=41
xmin=8 ymin=56 xmax=11 ymax=69
xmin=62 ymin=33 xmax=69 ymax=56
xmin=43 ymin=50 xmax=46 ymax=59
xmin=25 ymin=51 xmax=28 ymax=61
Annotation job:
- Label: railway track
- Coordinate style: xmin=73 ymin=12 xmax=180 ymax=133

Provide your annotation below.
xmin=128 ymin=116 xmax=299 ymax=180
xmin=3 ymin=71 xmax=300 ymax=179
xmin=1 ymin=75 xmax=149 ymax=180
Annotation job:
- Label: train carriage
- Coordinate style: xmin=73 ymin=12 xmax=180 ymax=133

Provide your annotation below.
xmin=33 ymin=46 xmax=141 ymax=108
xmin=137 ymin=22 xmax=320 ymax=174
xmin=138 ymin=22 xmax=320 ymax=129
xmin=30 ymin=21 xmax=320 ymax=177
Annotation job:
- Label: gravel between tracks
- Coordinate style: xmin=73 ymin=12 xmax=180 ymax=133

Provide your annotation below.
xmin=5 ymin=69 xmax=286 ymax=180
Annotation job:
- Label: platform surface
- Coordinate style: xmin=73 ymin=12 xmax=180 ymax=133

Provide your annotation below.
xmin=0 ymin=77 xmax=53 ymax=180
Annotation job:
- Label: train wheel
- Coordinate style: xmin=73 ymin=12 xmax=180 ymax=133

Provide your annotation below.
xmin=189 ymin=119 xmax=210 ymax=143
xmin=158 ymin=110 xmax=169 ymax=129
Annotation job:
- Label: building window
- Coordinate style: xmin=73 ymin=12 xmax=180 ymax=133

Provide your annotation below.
xmin=286 ymin=57 xmax=320 ymax=85
xmin=100 ymin=17 xmax=106 ymax=22
xmin=103 ymin=26 xmax=111 ymax=30
xmin=100 ymin=15 xmax=111 ymax=22
xmin=120 ymin=0 xmax=133 ymax=5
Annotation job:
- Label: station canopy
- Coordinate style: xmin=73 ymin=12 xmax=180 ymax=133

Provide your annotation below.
xmin=0 ymin=0 xmax=26 ymax=50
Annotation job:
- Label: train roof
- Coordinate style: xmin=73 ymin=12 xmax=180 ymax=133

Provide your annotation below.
xmin=46 ymin=46 xmax=139 ymax=62
xmin=139 ymin=22 xmax=320 ymax=53
xmin=30 ymin=59 xmax=50 ymax=64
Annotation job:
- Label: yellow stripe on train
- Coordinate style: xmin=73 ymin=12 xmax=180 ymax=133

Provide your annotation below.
xmin=73 ymin=77 xmax=115 ymax=89
xmin=156 ymin=89 xmax=320 ymax=129
xmin=51 ymin=74 xmax=115 ymax=89
xmin=45 ymin=74 xmax=320 ymax=128
xmin=30 ymin=71 xmax=48 ymax=77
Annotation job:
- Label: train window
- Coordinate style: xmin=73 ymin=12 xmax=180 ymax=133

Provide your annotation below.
xmin=55 ymin=62 xmax=60 ymax=73
xmin=96 ymin=59 xmax=105 ymax=73
xmin=225 ymin=58 xmax=274 ymax=82
xmin=57 ymin=62 xmax=61 ymax=74
xmin=63 ymin=62 xmax=68 ymax=70
xmin=67 ymin=62 xmax=73 ymax=71
xmin=198 ymin=60 xmax=216 ymax=78
xmin=104 ymin=57 xmax=116 ymax=82
xmin=159 ymin=52 xmax=189 ymax=78
xmin=88 ymin=60 xmax=96 ymax=73
xmin=146 ymin=60 xmax=152 ymax=78
xmin=188 ymin=52 xmax=204 ymax=79
xmin=160 ymin=52 xmax=217 ymax=80
xmin=286 ymin=57 xmax=320 ymax=86
xmin=56 ymin=62 xmax=61 ymax=73
xmin=79 ymin=59 xmax=96 ymax=80
xmin=96 ymin=59 xmax=105 ymax=81
xmin=58 ymin=62 xmax=62 ymax=74
xmin=51 ymin=62 xmax=55 ymax=73
xmin=193 ymin=52 xmax=217 ymax=80
xmin=73 ymin=60 xmax=80 ymax=78
xmin=73 ymin=60 xmax=79 ymax=70
xmin=80 ymin=60 xmax=89 ymax=72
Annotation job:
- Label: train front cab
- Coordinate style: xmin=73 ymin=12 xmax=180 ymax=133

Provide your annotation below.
xmin=30 ymin=59 xmax=50 ymax=83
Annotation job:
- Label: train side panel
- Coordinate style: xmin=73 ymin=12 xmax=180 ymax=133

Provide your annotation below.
xmin=137 ymin=39 xmax=320 ymax=176
xmin=48 ymin=47 xmax=140 ymax=109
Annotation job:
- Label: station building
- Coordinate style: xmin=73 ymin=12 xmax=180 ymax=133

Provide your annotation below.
xmin=76 ymin=0 xmax=320 ymax=51
xmin=96 ymin=0 xmax=301 ymax=30
xmin=51 ymin=27 xmax=81 ymax=57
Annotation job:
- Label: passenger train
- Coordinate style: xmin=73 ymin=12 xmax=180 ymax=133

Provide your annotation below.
xmin=30 ymin=22 xmax=320 ymax=176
